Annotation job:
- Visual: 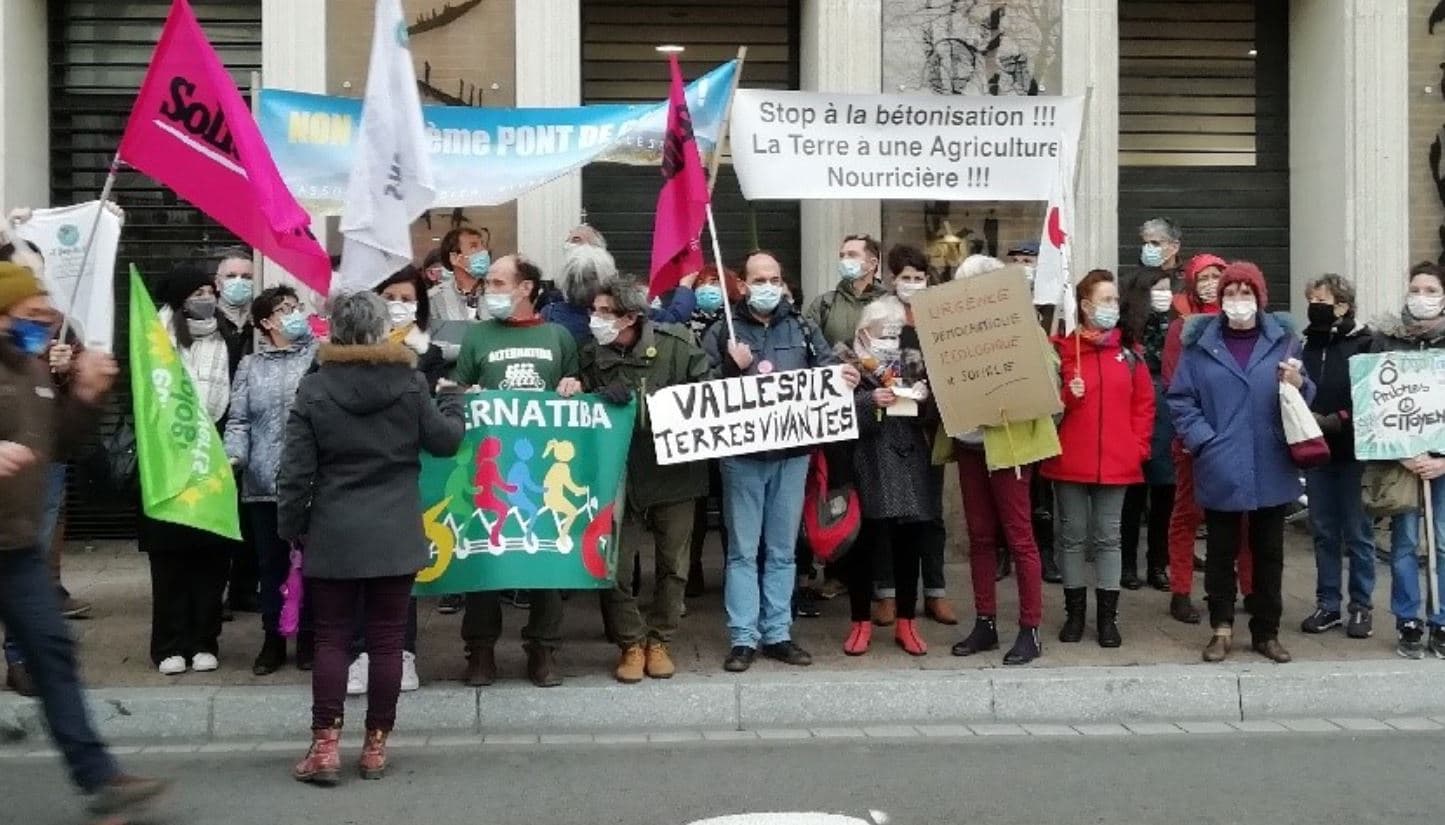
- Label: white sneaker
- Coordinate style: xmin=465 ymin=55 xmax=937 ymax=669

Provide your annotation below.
xmin=347 ymin=653 xmax=369 ymax=696
xmin=400 ymin=651 xmax=420 ymax=692
xmin=158 ymin=656 xmax=187 ymax=676
xmin=190 ymin=653 xmax=219 ymax=672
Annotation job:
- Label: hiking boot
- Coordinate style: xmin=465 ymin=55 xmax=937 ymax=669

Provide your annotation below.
xmin=1431 ymin=625 xmax=1445 ymax=659
xmin=614 ymin=645 xmax=645 ymax=684
xmin=872 ymin=597 xmax=896 ymax=627
xmin=1002 ymin=627 xmax=1041 ymax=666
xmin=924 ymin=597 xmax=958 ymax=625
xmin=723 ymin=646 xmax=756 ymax=672
xmin=644 ymin=643 xmax=676 ymax=679
xmin=951 ymin=616 xmax=999 ymax=657
xmin=843 ymin=621 xmax=872 ymax=656
xmin=5 ymin=662 xmax=36 ymax=697
xmin=88 ymin=774 xmax=172 ymax=818
xmin=437 ymin=594 xmax=464 ymax=615
xmin=1300 ymin=607 xmax=1342 ymax=634
xmin=894 ymin=618 xmax=927 ymax=656
xmin=1398 ymin=621 xmax=1427 ymax=660
xmin=761 ymin=641 xmax=813 ymax=666
xmin=1095 ymin=589 xmax=1122 ymax=648
xmin=792 ymin=587 xmax=822 ymax=619
xmin=1252 ymin=638 xmax=1292 ymax=663
xmin=359 ymin=729 xmax=389 ymax=780
xmin=525 ymin=644 xmax=562 ymax=687
xmin=293 ymin=727 xmax=342 ymax=785
xmin=1058 ymin=588 xmax=1086 ymax=643
xmin=1169 ymin=594 xmax=1201 ymax=624
xmin=252 ymin=632 xmax=287 ymax=676
xmin=464 ymin=647 xmax=496 ymax=687
xmin=1146 ymin=567 xmax=1170 ymax=592
xmin=1346 ymin=609 xmax=1374 ymax=639
xmin=60 ymin=595 xmax=93 ymax=620
xmin=1202 ymin=627 xmax=1233 ymax=663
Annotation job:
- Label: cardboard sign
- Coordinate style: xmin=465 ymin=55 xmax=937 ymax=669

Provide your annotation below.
xmin=1350 ymin=352 xmax=1445 ymax=461
xmin=910 ymin=265 xmax=1062 ymax=434
xmin=646 ymin=366 xmax=858 ymax=464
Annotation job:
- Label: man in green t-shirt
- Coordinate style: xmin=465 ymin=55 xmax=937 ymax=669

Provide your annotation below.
xmin=451 ymin=254 xmax=581 ymax=690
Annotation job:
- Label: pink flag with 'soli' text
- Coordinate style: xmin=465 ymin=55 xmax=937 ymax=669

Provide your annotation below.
xmin=648 ymin=54 xmax=711 ymax=300
xmin=118 ymin=0 xmax=331 ymax=294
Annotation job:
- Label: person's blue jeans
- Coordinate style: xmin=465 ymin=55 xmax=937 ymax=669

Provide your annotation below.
xmin=1389 ymin=477 xmax=1445 ymax=627
xmin=721 ymin=454 xmax=809 ymax=649
xmin=5 ymin=463 xmax=67 ymax=666
xmin=1306 ymin=463 xmax=1376 ymax=613
xmin=0 ymin=545 xmax=118 ymax=792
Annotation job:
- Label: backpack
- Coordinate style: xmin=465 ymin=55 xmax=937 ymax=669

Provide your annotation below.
xmin=801 ymin=447 xmax=860 ymax=564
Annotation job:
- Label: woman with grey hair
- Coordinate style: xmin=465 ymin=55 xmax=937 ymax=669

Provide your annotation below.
xmin=542 ymin=243 xmax=700 ymax=343
xmin=278 ymin=290 xmax=465 ymax=784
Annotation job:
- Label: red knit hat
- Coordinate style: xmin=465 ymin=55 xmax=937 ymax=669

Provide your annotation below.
xmin=1184 ymin=253 xmax=1227 ymax=286
xmin=1218 ymin=261 xmax=1268 ymax=308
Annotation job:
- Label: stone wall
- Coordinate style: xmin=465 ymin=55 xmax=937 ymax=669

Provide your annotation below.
xmin=1410 ymin=0 xmax=1445 ymax=268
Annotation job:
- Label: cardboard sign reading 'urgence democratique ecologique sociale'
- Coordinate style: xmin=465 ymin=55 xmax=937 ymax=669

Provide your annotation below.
xmin=413 ymin=391 xmax=637 ymax=594
xmin=910 ymin=265 xmax=1062 ymax=435
xmin=645 ymin=365 xmax=859 ymax=465
xmin=1350 ymin=352 xmax=1445 ymax=461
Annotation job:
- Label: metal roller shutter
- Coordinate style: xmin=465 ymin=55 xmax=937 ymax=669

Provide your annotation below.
xmin=50 ymin=0 xmax=262 ymax=540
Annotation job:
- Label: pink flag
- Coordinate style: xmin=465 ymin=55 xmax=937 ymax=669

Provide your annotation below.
xmin=118 ymin=0 xmax=331 ymax=294
xmin=648 ymin=55 xmax=710 ymax=300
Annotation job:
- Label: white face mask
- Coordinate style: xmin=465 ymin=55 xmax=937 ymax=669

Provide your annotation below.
xmin=1150 ymin=289 xmax=1173 ymax=313
xmin=1222 ymin=298 xmax=1258 ymax=326
xmin=387 ymin=300 xmax=417 ymax=329
xmin=895 ymin=281 xmax=926 ymax=303
xmin=589 ymin=314 xmax=621 ymax=346
xmin=1407 ymin=294 xmax=1445 ymax=320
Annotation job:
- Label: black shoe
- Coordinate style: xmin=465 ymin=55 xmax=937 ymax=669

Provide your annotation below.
xmin=951 ymin=616 xmax=999 ymax=657
xmin=1346 ymin=609 xmax=1374 ymax=639
xmin=1096 ymin=589 xmax=1122 ymax=648
xmin=1059 ymin=588 xmax=1086 ymax=643
xmin=995 ymin=548 xmax=1013 ymax=581
xmin=723 ymin=646 xmax=756 ymax=672
xmin=221 ymin=606 xmax=235 ymax=623
xmin=792 ymin=588 xmax=822 ymax=619
xmin=761 ymin=641 xmax=813 ymax=667
xmin=1120 ymin=570 xmax=1143 ymax=591
xmin=295 ymin=631 xmax=315 ymax=671
xmin=437 ymin=594 xmax=464 ymax=615
xmin=251 ymin=633 xmax=287 ymax=676
xmin=1397 ymin=621 xmax=1426 ymax=660
xmin=1431 ymin=625 xmax=1445 ymax=659
xmin=1300 ymin=607 xmax=1342 ymax=634
xmin=1146 ymin=567 xmax=1170 ymax=592
xmin=1041 ymin=550 xmax=1063 ymax=584
xmin=685 ymin=570 xmax=705 ymax=598
xmin=1002 ymin=627 xmax=1041 ymax=665
xmin=1170 ymin=594 xmax=1201 ymax=624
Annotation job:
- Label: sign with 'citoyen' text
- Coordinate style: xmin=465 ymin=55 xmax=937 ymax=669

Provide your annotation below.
xmin=646 ymin=366 xmax=858 ymax=464
xmin=1350 ymin=352 xmax=1445 ymax=461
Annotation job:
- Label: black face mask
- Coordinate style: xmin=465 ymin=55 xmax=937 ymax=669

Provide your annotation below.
xmin=1307 ymin=303 xmax=1338 ymax=329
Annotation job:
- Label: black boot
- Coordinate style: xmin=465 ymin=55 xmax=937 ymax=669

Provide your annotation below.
xmin=252 ymin=632 xmax=287 ymax=676
xmin=1041 ymin=547 xmax=1063 ymax=584
xmin=950 ymin=616 xmax=999 ymax=656
xmin=1059 ymin=588 xmax=1086 ymax=643
xmin=1096 ymin=589 xmax=1122 ymax=648
xmin=1120 ymin=569 xmax=1143 ymax=590
xmin=1002 ymin=627 xmax=1041 ymax=665
xmin=1146 ymin=567 xmax=1170 ymax=592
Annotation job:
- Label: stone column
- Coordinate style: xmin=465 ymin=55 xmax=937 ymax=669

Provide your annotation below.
xmin=0 ymin=0 xmax=50 ymax=211
xmin=515 ymin=0 xmax=581 ymax=279
xmin=1060 ymin=0 xmax=1119 ymax=278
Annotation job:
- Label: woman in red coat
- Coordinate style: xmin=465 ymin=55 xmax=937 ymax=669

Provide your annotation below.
xmin=1042 ymin=270 xmax=1155 ymax=648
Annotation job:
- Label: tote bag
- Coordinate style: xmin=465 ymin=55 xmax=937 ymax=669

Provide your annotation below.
xmin=1279 ymin=382 xmax=1330 ymax=469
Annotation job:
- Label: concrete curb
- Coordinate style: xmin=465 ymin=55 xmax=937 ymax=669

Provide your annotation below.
xmin=2 ymin=660 xmax=1442 ymax=743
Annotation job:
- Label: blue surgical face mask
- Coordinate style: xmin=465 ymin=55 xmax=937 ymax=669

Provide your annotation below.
xmin=837 ymin=258 xmax=864 ymax=282
xmin=6 ymin=317 xmax=51 ymax=356
xmin=1140 ymin=244 xmax=1165 ymax=268
xmin=280 ymin=310 xmax=311 ymax=342
xmin=696 ymin=284 xmax=724 ymax=313
xmin=1090 ymin=305 xmax=1120 ymax=331
xmin=467 ymin=250 xmax=491 ymax=278
xmin=220 ymin=278 xmax=253 ymax=307
xmin=484 ymin=292 xmax=515 ymax=321
xmin=747 ymin=283 xmax=782 ymax=315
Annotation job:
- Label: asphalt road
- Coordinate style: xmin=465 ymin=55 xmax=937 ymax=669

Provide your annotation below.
xmin=9 ymin=732 xmax=1445 ymax=825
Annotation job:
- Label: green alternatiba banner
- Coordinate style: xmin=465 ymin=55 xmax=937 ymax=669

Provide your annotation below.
xmin=414 ymin=390 xmax=637 ymax=594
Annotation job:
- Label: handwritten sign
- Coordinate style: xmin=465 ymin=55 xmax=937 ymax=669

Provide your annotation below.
xmin=645 ymin=366 xmax=858 ymax=464
xmin=1350 ymin=352 xmax=1445 ymax=460
xmin=910 ymin=265 xmax=1062 ymax=434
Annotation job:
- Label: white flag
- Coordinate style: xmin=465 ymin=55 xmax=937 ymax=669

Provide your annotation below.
xmin=1034 ymin=149 xmax=1076 ymax=333
xmin=11 ymin=202 xmax=122 ymax=352
xmin=335 ymin=0 xmax=435 ymax=294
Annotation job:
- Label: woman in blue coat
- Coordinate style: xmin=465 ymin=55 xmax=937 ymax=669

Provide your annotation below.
xmin=1167 ymin=262 xmax=1313 ymax=664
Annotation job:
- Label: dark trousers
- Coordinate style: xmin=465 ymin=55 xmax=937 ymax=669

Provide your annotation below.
xmin=147 ymin=544 xmax=229 ymax=665
xmin=1121 ymin=483 xmax=1175 ymax=576
xmin=1204 ymin=506 xmax=1287 ymax=640
xmin=309 ymin=575 xmax=414 ymax=731
xmin=250 ymin=502 xmax=312 ymax=637
xmin=353 ymin=599 xmax=419 ymax=655
xmin=229 ymin=500 xmax=259 ymax=607
xmin=870 ymin=518 xmax=946 ymax=600
xmin=0 ymin=546 xmax=117 ymax=792
xmin=847 ymin=519 xmax=925 ymax=621
xmin=461 ymin=590 xmax=563 ymax=651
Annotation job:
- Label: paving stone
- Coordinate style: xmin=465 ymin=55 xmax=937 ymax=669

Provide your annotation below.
xmin=755 ymin=728 xmax=813 ymax=740
xmin=969 ymin=723 xmax=1027 ymax=736
xmin=1021 ymin=724 xmax=1078 ymax=737
xmin=483 ymin=734 xmax=539 ymax=745
xmin=701 ymin=730 xmax=758 ymax=741
xmin=1385 ymin=717 xmax=1443 ymax=731
xmin=593 ymin=733 xmax=650 ymax=744
xmin=1329 ymin=717 xmax=1392 ymax=732
xmin=861 ymin=726 xmax=921 ymax=738
xmin=647 ymin=731 xmax=704 ymax=743
xmin=1279 ymin=718 xmax=1341 ymax=733
xmin=1175 ymin=721 xmax=1234 ymax=734
xmin=916 ymin=724 xmax=975 ymax=737
xmin=538 ymin=734 xmax=594 ymax=745
xmin=1229 ymin=720 xmax=1288 ymax=733
xmin=1123 ymin=722 xmax=1185 ymax=736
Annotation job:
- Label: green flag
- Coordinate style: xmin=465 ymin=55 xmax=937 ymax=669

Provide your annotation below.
xmin=127 ymin=266 xmax=241 ymax=540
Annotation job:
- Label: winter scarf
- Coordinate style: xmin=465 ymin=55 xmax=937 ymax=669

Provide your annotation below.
xmin=161 ymin=305 xmax=230 ymax=422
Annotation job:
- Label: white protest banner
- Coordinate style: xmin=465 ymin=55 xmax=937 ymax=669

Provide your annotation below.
xmin=646 ymin=366 xmax=858 ymax=465
xmin=729 ymin=90 xmax=1084 ymax=201
xmin=1350 ymin=352 xmax=1445 ymax=461
xmin=12 ymin=201 xmax=121 ymax=352
xmin=910 ymin=265 xmax=1062 ymax=434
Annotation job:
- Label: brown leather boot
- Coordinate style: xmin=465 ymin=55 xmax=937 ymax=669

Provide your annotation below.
xmin=925 ymin=597 xmax=958 ymax=625
xmin=872 ymin=597 xmax=896 ymax=627
xmin=464 ymin=646 xmax=496 ymax=687
xmin=644 ymin=643 xmax=676 ymax=679
xmin=359 ymin=729 xmax=389 ymax=780
xmin=1252 ymin=638 xmax=1292 ymax=663
xmin=293 ymin=727 xmax=342 ymax=785
xmin=526 ymin=644 xmax=562 ymax=688
xmin=614 ymin=645 xmax=645 ymax=684
xmin=1202 ymin=627 xmax=1233 ymax=663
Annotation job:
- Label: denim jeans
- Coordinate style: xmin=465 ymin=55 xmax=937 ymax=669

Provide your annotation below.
xmin=5 ymin=463 xmax=67 ymax=666
xmin=0 ymin=546 xmax=118 ymax=792
xmin=1389 ymin=477 xmax=1445 ymax=627
xmin=1305 ymin=463 xmax=1376 ymax=613
xmin=721 ymin=454 xmax=809 ymax=649
xmin=1055 ymin=482 xmax=1127 ymax=591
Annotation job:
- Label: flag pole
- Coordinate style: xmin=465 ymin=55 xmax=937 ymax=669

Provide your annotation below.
xmin=58 ymin=153 xmax=121 ymax=344
xmin=703 ymin=46 xmax=747 ymax=345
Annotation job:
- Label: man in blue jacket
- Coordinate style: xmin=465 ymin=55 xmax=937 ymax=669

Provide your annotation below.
xmin=702 ymin=251 xmax=859 ymax=672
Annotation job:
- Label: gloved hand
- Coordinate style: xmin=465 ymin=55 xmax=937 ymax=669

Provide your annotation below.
xmin=598 ymin=382 xmax=632 ymax=406
xmin=1313 ymin=411 xmax=1343 ymax=435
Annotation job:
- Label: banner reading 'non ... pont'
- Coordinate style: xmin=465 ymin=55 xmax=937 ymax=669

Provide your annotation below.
xmin=413 ymin=391 xmax=637 ymax=594
xmin=1350 ymin=352 xmax=1445 ymax=461
xmin=646 ymin=366 xmax=858 ymax=465
xmin=729 ymin=90 xmax=1083 ymax=201
xmin=259 ymin=61 xmax=738 ymax=213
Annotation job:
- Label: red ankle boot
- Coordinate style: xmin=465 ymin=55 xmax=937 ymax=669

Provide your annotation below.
xmin=359 ymin=729 xmax=390 ymax=780
xmin=843 ymin=621 xmax=872 ymax=656
xmin=895 ymin=618 xmax=928 ymax=656
xmin=294 ymin=727 xmax=342 ymax=785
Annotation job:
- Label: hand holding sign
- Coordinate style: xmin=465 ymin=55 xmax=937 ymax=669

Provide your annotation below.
xmin=1069 ymin=377 xmax=1085 ymax=399
xmin=727 ymin=342 xmax=754 ymax=372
